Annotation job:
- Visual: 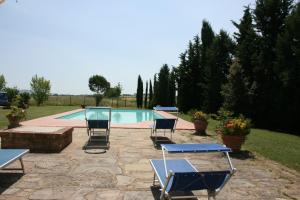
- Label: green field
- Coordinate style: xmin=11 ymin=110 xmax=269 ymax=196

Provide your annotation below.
xmin=179 ymin=113 xmax=300 ymax=171
xmin=0 ymin=106 xmax=79 ymax=129
xmin=28 ymin=95 xmax=137 ymax=108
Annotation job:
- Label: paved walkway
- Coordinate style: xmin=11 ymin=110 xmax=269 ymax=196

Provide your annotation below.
xmin=0 ymin=128 xmax=299 ymax=200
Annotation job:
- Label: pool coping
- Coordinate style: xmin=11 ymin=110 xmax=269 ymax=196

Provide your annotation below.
xmin=20 ymin=109 xmax=195 ymax=130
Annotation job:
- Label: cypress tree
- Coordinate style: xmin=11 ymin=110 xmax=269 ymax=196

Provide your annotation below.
xmin=152 ymin=74 xmax=158 ymax=107
xmin=169 ymin=68 xmax=176 ymax=106
xmin=275 ymin=2 xmax=300 ymax=133
xmin=157 ymin=64 xmax=170 ymax=106
xmin=201 ymin=20 xmax=215 ymax=111
xmin=203 ymin=30 xmax=235 ymax=113
xmin=177 ymin=52 xmax=190 ymax=112
xmin=253 ymin=0 xmax=293 ymax=127
xmin=144 ymin=81 xmax=148 ymax=108
xmin=148 ymin=80 xmax=153 ymax=108
xmin=136 ymin=75 xmax=143 ymax=108
xmin=232 ymin=6 xmax=258 ymax=117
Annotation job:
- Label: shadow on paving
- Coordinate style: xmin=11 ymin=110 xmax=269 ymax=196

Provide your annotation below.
xmin=150 ymin=185 xmax=198 ymax=200
xmin=0 ymin=172 xmax=23 ymax=194
xmin=82 ymin=136 xmax=110 ymax=154
xmin=150 ymin=136 xmax=175 ymax=150
xmin=229 ymin=150 xmax=255 ymax=160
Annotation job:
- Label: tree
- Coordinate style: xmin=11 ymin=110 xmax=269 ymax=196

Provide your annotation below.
xmin=157 ymin=64 xmax=170 ymax=106
xmin=5 ymin=87 xmax=19 ymax=104
xmin=144 ymin=81 xmax=148 ymax=108
xmin=232 ymin=6 xmax=258 ymax=117
xmin=252 ymin=0 xmax=293 ymax=127
xmin=274 ymin=2 xmax=300 ymax=132
xmin=148 ymin=80 xmax=153 ymax=108
xmin=169 ymin=68 xmax=176 ymax=106
xmin=152 ymin=74 xmax=158 ymax=107
xmin=0 ymin=74 xmax=6 ymax=91
xmin=88 ymin=75 xmax=110 ymax=106
xmin=221 ymin=60 xmax=249 ymax=114
xmin=202 ymin=30 xmax=235 ymax=113
xmin=177 ymin=52 xmax=190 ymax=112
xmin=136 ymin=75 xmax=143 ymax=108
xmin=30 ymin=75 xmax=51 ymax=106
xmin=106 ymin=83 xmax=122 ymax=98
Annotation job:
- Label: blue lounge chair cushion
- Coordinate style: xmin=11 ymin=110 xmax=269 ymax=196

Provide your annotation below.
xmin=154 ymin=119 xmax=176 ymax=130
xmin=88 ymin=120 xmax=109 ymax=129
xmin=161 ymin=143 xmax=231 ymax=153
xmin=150 ymin=159 xmax=197 ymax=191
xmin=150 ymin=159 xmax=230 ymax=193
xmin=0 ymin=149 xmax=29 ymax=169
xmin=153 ymin=107 xmax=179 ymax=112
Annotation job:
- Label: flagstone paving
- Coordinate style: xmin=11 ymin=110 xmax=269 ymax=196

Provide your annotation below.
xmin=0 ymin=128 xmax=299 ymax=200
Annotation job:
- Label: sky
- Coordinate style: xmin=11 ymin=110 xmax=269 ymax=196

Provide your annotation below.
xmin=0 ymin=0 xmax=256 ymax=95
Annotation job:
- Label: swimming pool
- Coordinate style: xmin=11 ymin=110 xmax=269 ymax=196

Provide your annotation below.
xmin=57 ymin=109 xmax=164 ymax=124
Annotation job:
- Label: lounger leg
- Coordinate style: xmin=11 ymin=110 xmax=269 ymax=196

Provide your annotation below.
xmin=153 ymin=173 xmax=156 ymax=186
xmin=19 ymin=158 xmax=25 ymax=173
xmin=207 ymin=190 xmax=216 ymax=200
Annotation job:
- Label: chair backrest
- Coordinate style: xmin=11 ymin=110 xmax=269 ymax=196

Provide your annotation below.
xmin=154 ymin=119 xmax=177 ymax=130
xmin=87 ymin=120 xmax=109 ymax=129
xmin=168 ymin=171 xmax=231 ymax=192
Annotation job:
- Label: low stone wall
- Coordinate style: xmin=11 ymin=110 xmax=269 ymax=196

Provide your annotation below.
xmin=0 ymin=126 xmax=73 ymax=153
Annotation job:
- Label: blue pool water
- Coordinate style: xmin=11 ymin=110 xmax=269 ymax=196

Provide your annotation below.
xmin=57 ymin=109 xmax=164 ymax=124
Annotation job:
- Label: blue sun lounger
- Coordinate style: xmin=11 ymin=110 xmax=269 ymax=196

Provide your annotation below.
xmin=150 ymin=118 xmax=177 ymax=144
xmin=150 ymin=144 xmax=236 ymax=199
xmin=85 ymin=107 xmax=111 ymax=150
xmin=0 ymin=149 xmax=29 ymax=173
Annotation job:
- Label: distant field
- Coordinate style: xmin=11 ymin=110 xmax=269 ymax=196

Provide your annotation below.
xmin=29 ymin=95 xmax=137 ymax=108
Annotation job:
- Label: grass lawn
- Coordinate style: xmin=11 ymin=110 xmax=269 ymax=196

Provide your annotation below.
xmin=179 ymin=113 xmax=300 ymax=171
xmin=0 ymin=106 xmax=79 ymax=129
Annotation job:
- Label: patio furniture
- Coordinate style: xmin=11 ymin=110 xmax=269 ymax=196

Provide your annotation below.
xmin=150 ymin=118 xmax=177 ymax=144
xmin=150 ymin=143 xmax=236 ymax=199
xmin=85 ymin=107 xmax=111 ymax=151
xmin=0 ymin=149 xmax=29 ymax=173
xmin=153 ymin=106 xmax=179 ymax=117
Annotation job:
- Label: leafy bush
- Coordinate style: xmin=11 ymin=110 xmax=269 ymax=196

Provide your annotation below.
xmin=18 ymin=92 xmax=31 ymax=108
xmin=6 ymin=106 xmax=26 ymax=121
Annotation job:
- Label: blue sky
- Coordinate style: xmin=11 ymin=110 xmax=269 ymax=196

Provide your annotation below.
xmin=0 ymin=0 xmax=255 ymax=94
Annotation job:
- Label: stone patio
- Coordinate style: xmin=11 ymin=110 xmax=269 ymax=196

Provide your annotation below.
xmin=0 ymin=128 xmax=299 ymax=200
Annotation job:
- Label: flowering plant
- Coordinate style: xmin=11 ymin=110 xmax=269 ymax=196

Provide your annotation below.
xmin=6 ymin=106 xmax=26 ymax=121
xmin=192 ymin=111 xmax=208 ymax=122
xmin=221 ymin=116 xmax=251 ymax=135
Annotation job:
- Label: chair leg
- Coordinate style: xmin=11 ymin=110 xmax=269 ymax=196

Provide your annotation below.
xmin=208 ymin=190 xmax=216 ymax=200
xmin=19 ymin=158 xmax=25 ymax=173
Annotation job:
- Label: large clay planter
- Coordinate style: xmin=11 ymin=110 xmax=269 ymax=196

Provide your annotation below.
xmin=193 ymin=119 xmax=208 ymax=135
xmin=221 ymin=134 xmax=246 ymax=152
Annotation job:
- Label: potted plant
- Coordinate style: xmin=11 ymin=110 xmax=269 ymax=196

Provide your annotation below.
xmin=6 ymin=106 xmax=26 ymax=128
xmin=218 ymin=115 xmax=251 ymax=152
xmin=192 ymin=111 xmax=208 ymax=135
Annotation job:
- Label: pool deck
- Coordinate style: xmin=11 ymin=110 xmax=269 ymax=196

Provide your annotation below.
xmin=20 ymin=109 xmax=195 ymax=130
xmin=0 ymin=128 xmax=299 ymax=199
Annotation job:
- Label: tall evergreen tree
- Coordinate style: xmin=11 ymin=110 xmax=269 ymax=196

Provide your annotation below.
xmin=275 ymin=2 xmax=300 ymax=132
xmin=157 ymin=64 xmax=170 ymax=106
xmin=169 ymin=68 xmax=176 ymax=106
xmin=201 ymin=20 xmax=215 ymax=111
xmin=152 ymin=74 xmax=158 ymax=106
xmin=144 ymin=81 xmax=148 ymax=108
xmin=148 ymin=80 xmax=153 ymax=108
xmin=203 ymin=30 xmax=235 ymax=113
xmin=232 ymin=6 xmax=258 ymax=117
xmin=176 ymin=52 xmax=190 ymax=112
xmin=136 ymin=75 xmax=143 ymax=108
xmin=253 ymin=0 xmax=293 ymax=127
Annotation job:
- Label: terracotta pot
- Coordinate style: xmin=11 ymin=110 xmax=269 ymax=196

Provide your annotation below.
xmin=193 ymin=119 xmax=208 ymax=135
xmin=221 ymin=134 xmax=246 ymax=152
